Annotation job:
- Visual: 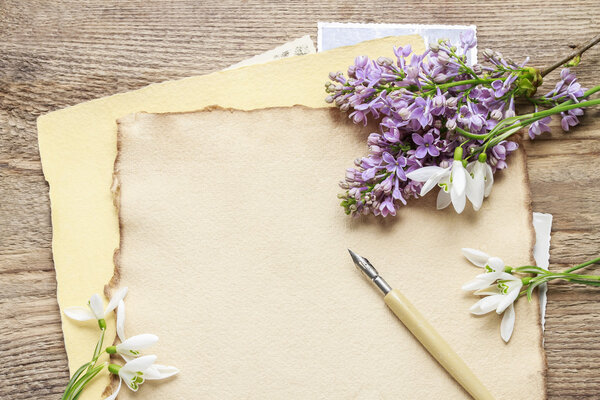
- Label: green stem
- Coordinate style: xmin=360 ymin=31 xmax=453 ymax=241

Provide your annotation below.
xmin=425 ymin=78 xmax=500 ymax=92
xmin=456 ymin=126 xmax=487 ymax=140
xmin=565 ymin=256 xmax=600 ymax=273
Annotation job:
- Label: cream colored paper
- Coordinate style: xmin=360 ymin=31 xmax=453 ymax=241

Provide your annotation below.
xmin=113 ymin=107 xmax=545 ymax=399
xmin=37 ymin=36 xmax=425 ymax=399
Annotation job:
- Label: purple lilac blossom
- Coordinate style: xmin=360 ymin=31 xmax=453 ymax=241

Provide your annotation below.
xmin=328 ymin=35 xmax=570 ymax=217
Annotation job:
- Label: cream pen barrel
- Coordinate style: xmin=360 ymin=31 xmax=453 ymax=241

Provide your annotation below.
xmin=348 ymin=250 xmax=495 ymax=400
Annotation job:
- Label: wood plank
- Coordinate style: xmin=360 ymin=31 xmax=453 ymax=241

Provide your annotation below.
xmin=0 ymin=1 xmax=599 ymax=398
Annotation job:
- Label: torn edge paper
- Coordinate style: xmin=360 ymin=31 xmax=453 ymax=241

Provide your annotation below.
xmin=533 ymin=212 xmax=553 ymax=333
xmin=318 ymin=22 xmax=477 ymax=64
xmin=226 ymin=35 xmax=316 ymax=70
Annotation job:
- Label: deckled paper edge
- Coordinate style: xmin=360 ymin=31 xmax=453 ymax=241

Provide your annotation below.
xmin=521 ymin=143 xmax=548 ymax=399
xmin=109 ymin=109 xmax=546 ymax=399
xmin=225 ymin=35 xmax=316 ymax=70
xmin=533 ymin=212 xmax=553 ymax=333
xmin=317 ymin=21 xmax=478 ymax=63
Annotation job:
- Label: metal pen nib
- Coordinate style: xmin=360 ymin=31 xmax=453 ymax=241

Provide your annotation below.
xmin=348 ymin=249 xmax=392 ymax=295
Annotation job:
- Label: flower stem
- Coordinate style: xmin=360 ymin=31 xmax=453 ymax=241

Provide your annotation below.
xmin=564 ymin=256 xmax=600 ymax=273
xmin=540 ymin=33 xmax=600 ymax=77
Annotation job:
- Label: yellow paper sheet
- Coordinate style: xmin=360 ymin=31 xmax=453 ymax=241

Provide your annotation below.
xmin=112 ymin=107 xmax=545 ymax=399
xmin=37 ymin=36 xmax=426 ymax=399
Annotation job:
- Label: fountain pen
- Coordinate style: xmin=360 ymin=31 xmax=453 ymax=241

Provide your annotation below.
xmin=348 ymin=249 xmax=495 ymax=400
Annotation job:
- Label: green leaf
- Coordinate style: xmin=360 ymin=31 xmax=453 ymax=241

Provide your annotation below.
xmin=61 ymin=362 xmax=92 ymax=400
xmin=65 ymin=364 xmax=105 ymax=400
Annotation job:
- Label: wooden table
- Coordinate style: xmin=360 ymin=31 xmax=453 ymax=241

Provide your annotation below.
xmin=1 ymin=1 xmax=599 ymax=398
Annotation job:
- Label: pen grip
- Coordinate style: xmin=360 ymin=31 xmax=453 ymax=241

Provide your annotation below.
xmin=384 ymin=289 xmax=495 ymax=400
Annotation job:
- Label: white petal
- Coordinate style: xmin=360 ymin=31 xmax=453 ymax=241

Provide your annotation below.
xmin=484 ymin=164 xmax=494 ymax=197
xmin=474 ymin=284 xmax=501 ymax=296
xmin=64 ymin=306 xmax=96 ymax=321
xmin=88 ymin=294 xmax=105 ymax=319
xmin=466 ymin=167 xmax=484 ymax=211
xmin=106 ymin=287 xmax=128 ymax=315
xmin=500 ymin=303 xmax=516 ymax=342
xmin=119 ymin=369 xmax=142 ymax=392
xmin=103 ymin=378 xmax=122 ymax=400
xmin=451 ymin=190 xmax=466 ymax=214
xmin=436 ymin=189 xmax=452 ymax=209
xmin=418 ymin=167 xmax=450 ymax=196
xmin=461 ymin=248 xmax=490 ymax=267
xmin=451 ymin=161 xmax=467 ymax=195
xmin=470 ymin=294 xmax=502 ymax=315
xmin=117 ymin=300 xmax=126 ymax=342
xmin=496 ymin=287 xmax=520 ymax=314
xmin=117 ymin=334 xmax=159 ymax=354
xmin=466 ymin=161 xmax=476 ymax=172
xmin=406 ymin=166 xmax=445 ymax=182
xmin=144 ymin=364 xmax=179 ymax=380
xmin=487 ymin=257 xmax=505 ymax=272
xmin=121 ymin=354 xmax=157 ymax=374
xmin=462 ymin=278 xmax=488 ymax=291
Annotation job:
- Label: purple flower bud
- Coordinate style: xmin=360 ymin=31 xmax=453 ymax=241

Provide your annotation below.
xmin=399 ymin=108 xmax=411 ymax=120
xmin=446 ymin=97 xmax=458 ymax=108
xmin=376 ymin=56 xmax=393 ymax=66
xmin=355 ymin=56 xmax=369 ymax=68
xmin=446 ymin=118 xmax=457 ymax=130
xmin=490 ymin=109 xmax=503 ymax=120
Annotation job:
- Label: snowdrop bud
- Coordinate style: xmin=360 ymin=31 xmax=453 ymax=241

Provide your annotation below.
xmin=446 ymin=97 xmax=458 ymax=107
xmin=376 ymin=56 xmax=393 ymax=66
xmin=490 ymin=109 xmax=503 ymax=120
xmin=325 ymin=95 xmax=334 ymax=104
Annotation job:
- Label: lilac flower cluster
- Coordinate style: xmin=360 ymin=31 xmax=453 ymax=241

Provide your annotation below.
xmin=328 ymin=34 xmax=587 ymax=217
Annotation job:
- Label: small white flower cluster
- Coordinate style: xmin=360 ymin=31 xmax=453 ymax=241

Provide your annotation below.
xmin=407 ymin=154 xmax=494 ymax=214
xmin=64 ymin=288 xmax=178 ymax=398
xmin=461 ymin=249 xmax=522 ymax=343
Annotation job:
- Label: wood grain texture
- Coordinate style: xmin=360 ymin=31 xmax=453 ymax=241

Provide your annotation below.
xmin=0 ymin=1 xmax=598 ymax=398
